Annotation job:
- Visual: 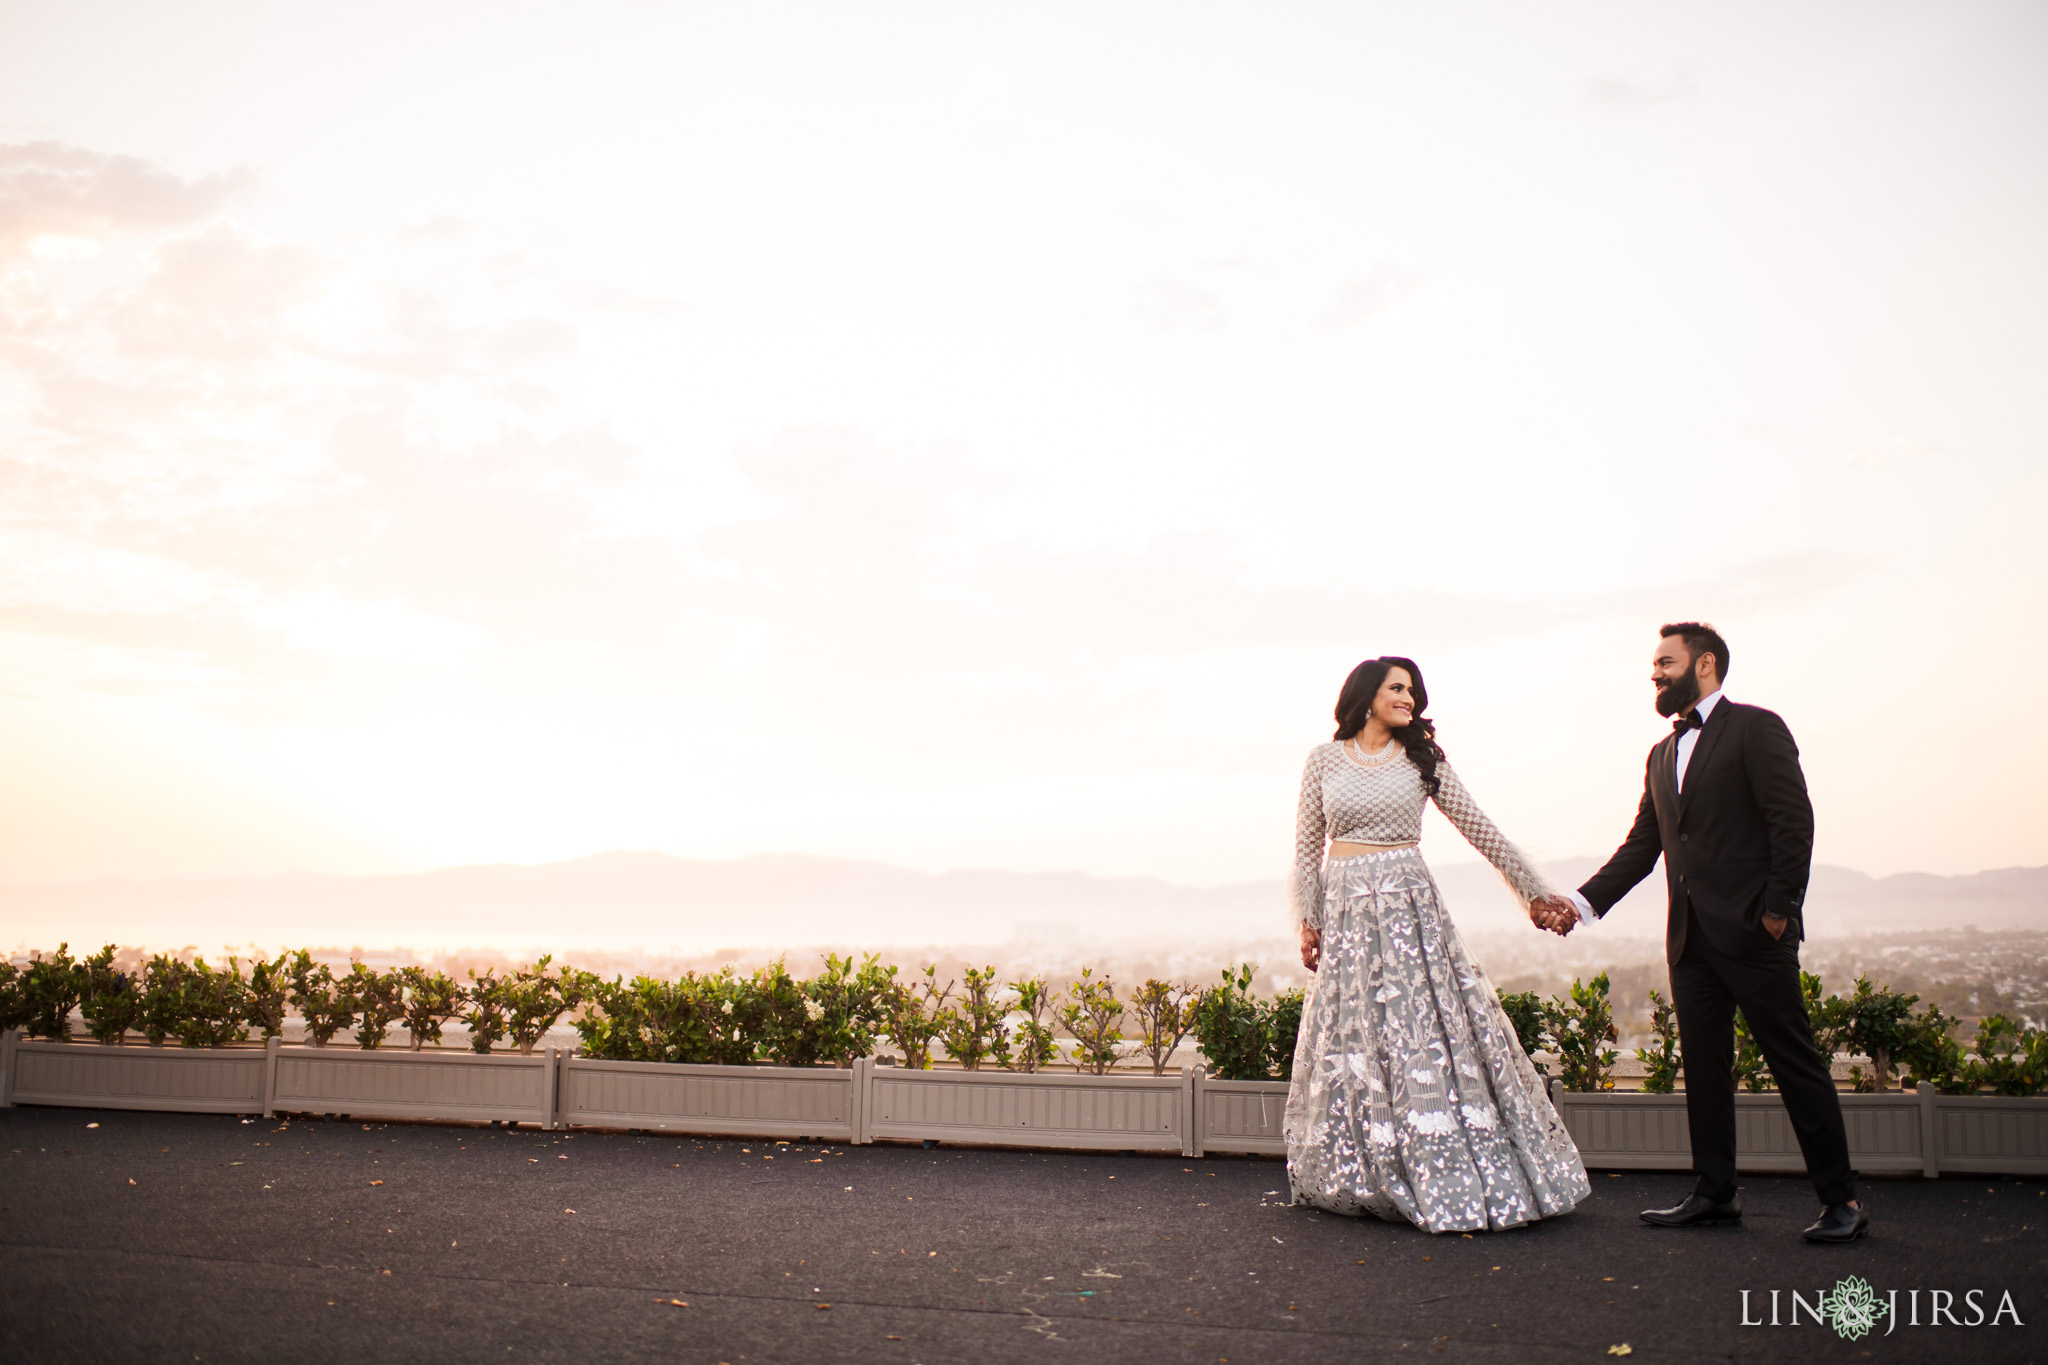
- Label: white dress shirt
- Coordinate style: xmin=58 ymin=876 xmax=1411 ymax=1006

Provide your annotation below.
xmin=1566 ymin=690 xmax=1724 ymax=924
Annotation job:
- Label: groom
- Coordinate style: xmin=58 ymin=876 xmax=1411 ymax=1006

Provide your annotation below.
xmin=1534 ymin=623 xmax=1865 ymax=1243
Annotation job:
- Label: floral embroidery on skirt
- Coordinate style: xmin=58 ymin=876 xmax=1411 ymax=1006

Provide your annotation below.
xmin=1284 ymin=848 xmax=1590 ymax=1233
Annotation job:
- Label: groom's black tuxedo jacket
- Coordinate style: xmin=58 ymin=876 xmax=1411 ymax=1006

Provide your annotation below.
xmin=1579 ymin=700 xmax=1815 ymax=966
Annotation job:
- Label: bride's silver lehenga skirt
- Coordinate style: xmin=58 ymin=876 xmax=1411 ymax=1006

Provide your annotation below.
xmin=1285 ymin=848 xmax=1590 ymax=1233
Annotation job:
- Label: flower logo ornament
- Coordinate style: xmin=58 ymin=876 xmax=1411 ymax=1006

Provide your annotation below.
xmin=1819 ymin=1276 xmax=1887 ymax=1341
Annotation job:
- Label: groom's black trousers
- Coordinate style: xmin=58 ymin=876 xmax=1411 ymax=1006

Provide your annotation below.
xmin=1670 ymin=911 xmax=1857 ymax=1206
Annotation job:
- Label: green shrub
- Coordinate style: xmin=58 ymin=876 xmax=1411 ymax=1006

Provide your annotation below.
xmin=1058 ymin=967 xmax=1123 ymax=1075
xmin=1898 ymin=1003 xmax=1970 ymax=1094
xmin=340 ymin=964 xmax=404 ymax=1050
xmin=1830 ymin=977 xmax=1925 ymax=1091
xmin=938 ymin=966 xmax=1010 ymax=1071
xmin=808 ymin=953 xmax=896 ymax=1068
xmin=1496 ymin=990 xmax=1547 ymax=1077
xmin=502 ymin=956 xmax=582 ymax=1056
xmin=400 ymin=967 xmax=464 ymax=1050
xmin=1543 ymin=973 xmax=1619 ymax=1092
xmin=1802 ymin=971 xmax=1851 ymax=1060
xmin=1636 ymin=989 xmax=1682 ymax=1094
xmin=80 ymin=945 xmax=142 ymax=1046
xmin=1193 ymin=964 xmax=1270 ymax=1081
xmin=740 ymin=954 xmax=896 ymax=1068
xmin=696 ymin=966 xmax=766 ymax=1066
xmin=21 ymin=944 xmax=84 ymax=1042
xmin=882 ymin=965 xmax=951 ymax=1070
xmin=1968 ymin=1015 xmax=2048 ymax=1097
xmin=463 ymin=968 xmax=510 ymax=1053
xmin=574 ymin=965 xmax=763 ymax=1065
xmin=176 ymin=958 xmax=251 ymax=1048
xmin=139 ymin=955 xmax=190 ymax=1046
xmin=0 ymin=961 xmax=28 ymax=1033
xmin=1005 ymin=976 xmax=1061 ymax=1073
xmin=1129 ymin=979 xmax=1198 ymax=1076
xmin=1265 ymin=985 xmax=1305 ymax=1081
xmin=572 ymin=973 xmax=642 ymax=1060
xmin=574 ymin=972 xmax=694 ymax=1062
xmin=243 ymin=954 xmax=291 ymax=1040
xmin=287 ymin=953 xmax=353 ymax=1048
xmin=754 ymin=959 xmax=825 ymax=1067
xmin=1189 ymin=964 xmax=1306 ymax=1082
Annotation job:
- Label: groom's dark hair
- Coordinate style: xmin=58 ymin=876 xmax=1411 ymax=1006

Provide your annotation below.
xmin=1660 ymin=621 xmax=1730 ymax=683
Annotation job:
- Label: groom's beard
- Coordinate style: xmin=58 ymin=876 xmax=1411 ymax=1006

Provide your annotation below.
xmin=1654 ymin=670 xmax=1702 ymax=718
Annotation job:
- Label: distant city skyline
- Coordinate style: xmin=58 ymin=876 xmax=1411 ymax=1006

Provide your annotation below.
xmin=2 ymin=4 xmax=2044 ymax=899
xmin=4 ymin=846 xmax=2042 ymax=960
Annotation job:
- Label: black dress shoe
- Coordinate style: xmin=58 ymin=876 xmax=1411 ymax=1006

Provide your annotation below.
xmin=1802 ymin=1203 xmax=1869 ymax=1243
xmin=1640 ymin=1194 xmax=1743 ymax=1227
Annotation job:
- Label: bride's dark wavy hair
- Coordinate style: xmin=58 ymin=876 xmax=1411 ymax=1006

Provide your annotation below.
xmin=1333 ymin=655 xmax=1444 ymax=797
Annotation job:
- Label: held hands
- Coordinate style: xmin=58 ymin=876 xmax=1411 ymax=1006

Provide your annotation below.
xmin=1299 ymin=922 xmax=1321 ymax=972
xmin=1528 ymin=895 xmax=1578 ymax=938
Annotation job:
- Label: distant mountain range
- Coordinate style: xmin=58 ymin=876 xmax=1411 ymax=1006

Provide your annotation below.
xmin=2 ymin=851 xmax=2042 ymax=955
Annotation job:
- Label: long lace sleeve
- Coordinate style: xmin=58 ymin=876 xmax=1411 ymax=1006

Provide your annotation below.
xmin=1291 ymin=747 xmax=1328 ymax=929
xmin=1431 ymin=759 xmax=1556 ymax=910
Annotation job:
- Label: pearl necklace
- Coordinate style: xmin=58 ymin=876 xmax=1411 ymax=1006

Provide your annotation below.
xmin=1346 ymin=737 xmax=1401 ymax=768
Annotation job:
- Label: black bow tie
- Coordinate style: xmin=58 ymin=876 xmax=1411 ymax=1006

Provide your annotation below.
xmin=1673 ymin=710 xmax=1704 ymax=736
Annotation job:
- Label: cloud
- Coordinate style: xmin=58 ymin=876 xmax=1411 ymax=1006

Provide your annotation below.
xmin=301 ymin=293 xmax=583 ymax=381
xmin=484 ymin=316 xmax=578 ymax=366
xmin=690 ymin=434 xmax=1567 ymax=677
xmin=0 ymin=141 xmax=248 ymax=261
xmin=1583 ymin=65 xmax=1698 ymax=109
xmin=244 ymin=589 xmax=489 ymax=663
xmin=1312 ymin=267 xmax=1419 ymax=334
xmin=1131 ymin=277 xmax=1227 ymax=333
xmin=105 ymin=223 xmax=327 ymax=362
xmin=397 ymin=214 xmax=469 ymax=243
xmin=559 ymin=280 xmax=691 ymax=320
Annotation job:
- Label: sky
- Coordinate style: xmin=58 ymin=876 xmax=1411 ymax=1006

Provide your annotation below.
xmin=1 ymin=1 xmax=2044 ymax=896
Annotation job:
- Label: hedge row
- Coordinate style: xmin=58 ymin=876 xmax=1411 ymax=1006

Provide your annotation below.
xmin=0 ymin=946 xmax=1306 ymax=1080
xmin=1496 ymin=970 xmax=2048 ymax=1097
xmin=5 ymin=945 xmax=2042 ymax=1094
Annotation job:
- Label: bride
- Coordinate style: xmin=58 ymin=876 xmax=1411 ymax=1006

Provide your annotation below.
xmin=1285 ymin=655 xmax=1590 ymax=1232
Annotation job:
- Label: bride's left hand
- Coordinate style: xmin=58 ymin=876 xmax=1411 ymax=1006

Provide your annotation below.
xmin=1529 ymin=895 xmax=1576 ymax=936
xmin=1299 ymin=922 xmax=1321 ymax=972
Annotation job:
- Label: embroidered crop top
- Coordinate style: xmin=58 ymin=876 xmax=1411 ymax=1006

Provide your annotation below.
xmin=1291 ymin=740 xmax=1556 ymax=926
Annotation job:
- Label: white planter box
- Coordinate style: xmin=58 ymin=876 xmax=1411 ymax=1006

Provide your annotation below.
xmin=1191 ymin=1074 xmax=1290 ymax=1157
xmin=271 ymin=1042 xmax=556 ymax=1127
xmin=1551 ymin=1082 xmax=2048 ymax=1177
xmin=1550 ymin=1087 xmax=1695 ymax=1171
xmin=0 ymin=1033 xmax=267 ymax=1115
xmin=867 ymin=1066 xmax=1194 ymax=1154
xmin=10 ymin=1026 xmax=2037 ymax=1178
xmin=1932 ymin=1093 xmax=2048 ymax=1174
xmin=558 ymin=1056 xmax=863 ymax=1143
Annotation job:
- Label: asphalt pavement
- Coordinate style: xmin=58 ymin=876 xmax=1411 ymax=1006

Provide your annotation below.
xmin=1 ymin=1105 xmax=2041 ymax=1364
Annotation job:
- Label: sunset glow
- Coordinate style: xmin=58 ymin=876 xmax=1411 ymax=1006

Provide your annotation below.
xmin=2 ymin=3 xmax=2044 ymax=928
